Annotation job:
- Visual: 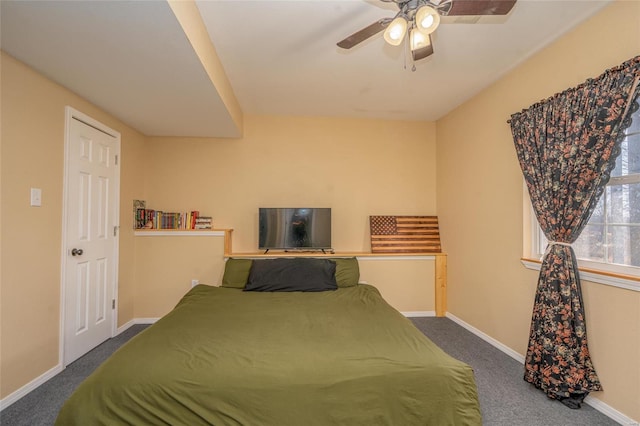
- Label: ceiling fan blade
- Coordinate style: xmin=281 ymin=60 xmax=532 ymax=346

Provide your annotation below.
xmin=447 ymin=0 xmax=517 ymax=16
xmin=412 ymin=34 xmax=434 ymax=61
xmin=337 ymin=18 xmax=391 ymax=49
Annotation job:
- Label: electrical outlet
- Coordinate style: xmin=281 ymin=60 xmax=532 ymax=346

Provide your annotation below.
xmin=191 ymin=279 xmax=199 ymax=288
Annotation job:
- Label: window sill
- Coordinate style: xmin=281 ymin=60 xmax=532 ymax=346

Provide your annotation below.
xmin=521 ymin=258 xmax=640 ymax=292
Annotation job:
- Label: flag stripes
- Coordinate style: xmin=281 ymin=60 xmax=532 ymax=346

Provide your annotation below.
xmin=370 ymin=216 xmax=441 ymax=253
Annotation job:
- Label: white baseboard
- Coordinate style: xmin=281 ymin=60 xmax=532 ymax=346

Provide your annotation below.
xmin=116 ymin=319 xmax=137 ymax=335
xmin=402 ymin=311 xmax=436 ymax=317
xmin=446 ymin=312 xmax=525 ymax=363
xmin=445 ymin=312 xmax=638 ymax=426
xmin=0 ymin=363 xmax=63 ymax=411
xmin=133 ymin=318 xmax=159 ymax=325
xmin=584 ymin=396 xmax=639 ymax=426
xmin=116 ymin=318 xmax=158 ymax=335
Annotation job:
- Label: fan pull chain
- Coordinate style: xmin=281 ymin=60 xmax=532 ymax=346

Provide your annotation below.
xmin=403 ymin=34 xmax=408 ymax=71
xmin=402 ymin=27 xmax=417 ymax=72
xmin=409 ymin=43 xmax=417 ymax=72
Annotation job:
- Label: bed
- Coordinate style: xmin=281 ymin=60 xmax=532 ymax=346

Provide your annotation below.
xmin=56 ymin=258 xmax=481 ymax=425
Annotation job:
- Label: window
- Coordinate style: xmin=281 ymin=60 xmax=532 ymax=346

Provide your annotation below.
xmin=573 ymin=114 xmax=640 ymax=268
xmin=531 ymin=106 xmax=640 ymax=284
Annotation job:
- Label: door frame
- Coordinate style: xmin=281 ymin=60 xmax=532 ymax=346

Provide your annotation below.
xmin=59 ymin=106 xmax=121 ymax=366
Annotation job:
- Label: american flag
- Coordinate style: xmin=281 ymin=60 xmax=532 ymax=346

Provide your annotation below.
xmin=369 ymin=216 xmax=441 ymax=253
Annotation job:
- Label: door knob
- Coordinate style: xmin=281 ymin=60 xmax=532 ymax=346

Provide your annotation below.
xmin=71 ymin=248 xmax=83 ymax=256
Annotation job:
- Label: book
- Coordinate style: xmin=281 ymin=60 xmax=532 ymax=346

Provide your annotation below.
xmin=194 ymin=216 xmax=212 ymax=229
xmin=133 ymin=200 xmax=146 ymax=229
xmin=132 ymin=202 xmax=210 ymax=230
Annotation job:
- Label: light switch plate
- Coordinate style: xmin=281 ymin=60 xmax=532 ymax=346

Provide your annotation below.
xmin=30 ymin=188 xmax=42 ymax=207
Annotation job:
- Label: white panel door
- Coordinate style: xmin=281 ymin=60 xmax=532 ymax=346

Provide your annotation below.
xmin=63 ymin=115 xmax=119 ymax=365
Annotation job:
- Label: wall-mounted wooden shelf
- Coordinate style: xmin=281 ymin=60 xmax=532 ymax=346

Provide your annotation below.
xmin=134 ymin=229 xmax=233 ymax=255
xmin=134 ymin=229 xmax=225 ymax=236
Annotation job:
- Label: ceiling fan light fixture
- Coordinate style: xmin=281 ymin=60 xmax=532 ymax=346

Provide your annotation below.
xmin=383 ymin=16 xmax=408 ymax=46
xmin=415 ymin=5 xmax=440 ymax=35
xmin=410 ymin=28 xmax=431 ymax=51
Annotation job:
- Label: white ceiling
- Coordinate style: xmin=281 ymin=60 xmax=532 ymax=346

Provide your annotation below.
xmin=1 ymin=0 xmax=612 ymax=138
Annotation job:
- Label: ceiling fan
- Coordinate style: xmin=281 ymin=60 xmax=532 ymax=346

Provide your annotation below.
xmin=337 ymin=0 xmax=517 ymax=62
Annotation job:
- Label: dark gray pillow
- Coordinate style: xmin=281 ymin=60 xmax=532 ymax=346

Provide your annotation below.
xmin=245 ymin=258 xmax=337 ymax=292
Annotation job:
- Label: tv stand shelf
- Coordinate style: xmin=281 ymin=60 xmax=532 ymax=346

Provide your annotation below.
xmin=228 ymin=251 xmax=440 ymax=258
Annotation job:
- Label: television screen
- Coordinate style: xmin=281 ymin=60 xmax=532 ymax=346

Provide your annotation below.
xmin=259 ymin=208 xmax=332 ymax=251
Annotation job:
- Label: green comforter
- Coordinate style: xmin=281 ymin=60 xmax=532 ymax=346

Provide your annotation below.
xmin=56 ymin=284 xmax=481 ymax=425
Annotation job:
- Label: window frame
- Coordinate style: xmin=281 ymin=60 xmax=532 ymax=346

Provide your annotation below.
xmin=576 ymin=172 xmax=640 ymax=266
xmin=522 ymin=95 xmax=640 ymax=291
xmin=527 ymin=220 xmax=640 ymax=292
xmin=523 ymin=125 xmax=640 ymax=292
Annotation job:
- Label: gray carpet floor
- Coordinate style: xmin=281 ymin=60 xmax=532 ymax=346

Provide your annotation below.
xmin=0 ymin=318 xmax=619 ymax=425
xmin=0 ymin=325 xmax=150 ymax=426
xmin=410 ymin=317 xmax=617 ymax=426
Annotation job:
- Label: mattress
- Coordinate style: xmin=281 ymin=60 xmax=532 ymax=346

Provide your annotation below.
xmin=56 ymin=284 xmax=481 ymax=425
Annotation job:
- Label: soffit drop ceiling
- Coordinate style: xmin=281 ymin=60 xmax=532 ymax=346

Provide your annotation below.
xmin=1 ymin=0 xmax=240 ymax=137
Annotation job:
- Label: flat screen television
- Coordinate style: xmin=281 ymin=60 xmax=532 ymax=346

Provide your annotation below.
xmin=259 ymin=208 xmax=332 ymax=252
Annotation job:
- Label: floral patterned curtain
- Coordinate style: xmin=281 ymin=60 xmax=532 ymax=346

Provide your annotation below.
xmin=509 ymin=56 xmax=640 ymax=409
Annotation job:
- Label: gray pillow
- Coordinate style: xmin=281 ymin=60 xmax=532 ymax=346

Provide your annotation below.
xmin=245 ymin=258 xmax=337 ymax=292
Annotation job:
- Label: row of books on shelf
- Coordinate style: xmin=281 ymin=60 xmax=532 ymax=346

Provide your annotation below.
xmin=135 ymin=209 xmax=213 ymax=230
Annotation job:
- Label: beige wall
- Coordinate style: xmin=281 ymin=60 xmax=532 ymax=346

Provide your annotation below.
xmin=0 ymin=52 xmax=146 ymax=399
xmin=436 ymin=1 xmax=640 ymax=420
xmin=358 ymin=258 xmax=435 ymax=312
xmin=134 ymin=235 xmax=226 ymax=318
xmin=135 ymin=116 xmax=437 ymax=317
xmin=133 ymin=238 xmax=437 ymax=318
xmin=145 ymin=115 xmax=436 ymax=253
